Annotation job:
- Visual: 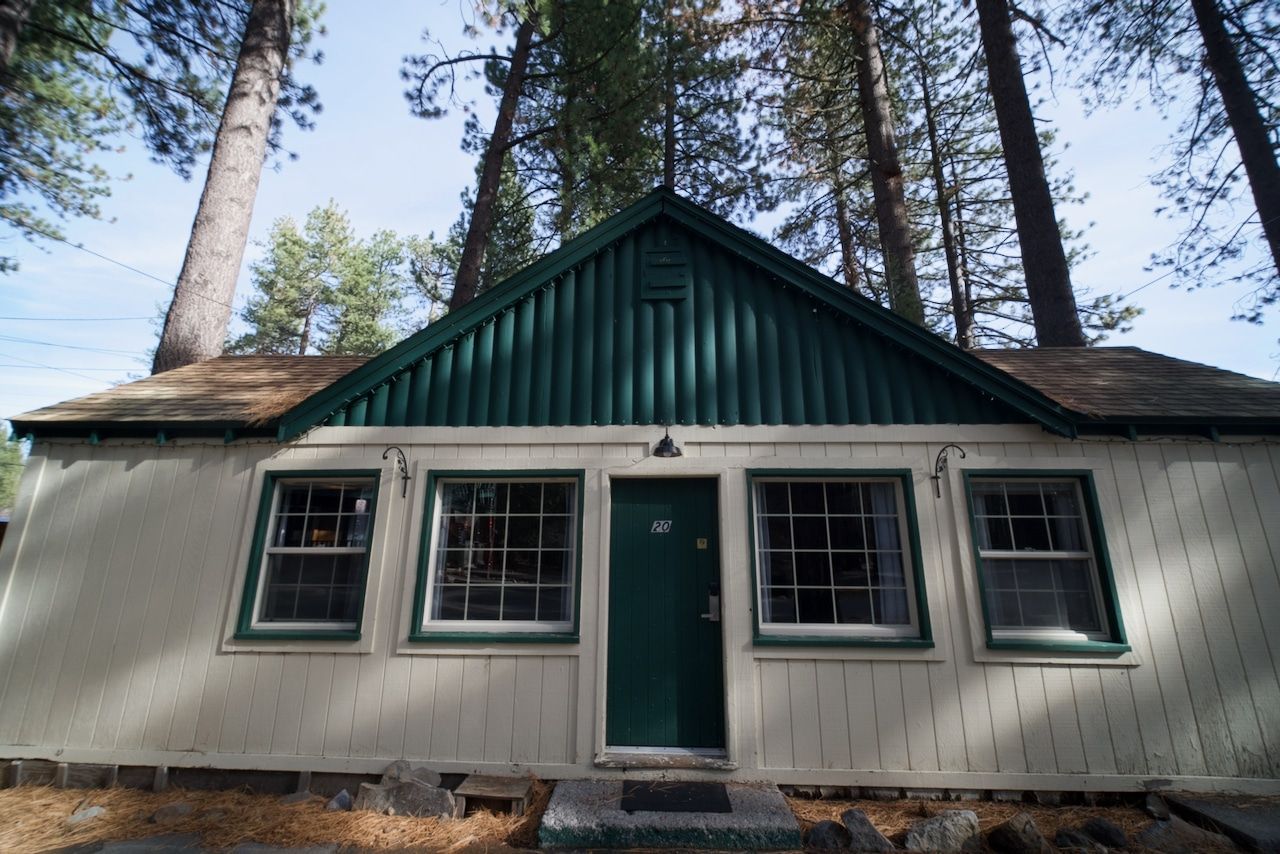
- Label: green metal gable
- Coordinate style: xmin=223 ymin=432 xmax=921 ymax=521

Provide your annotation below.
xmin=277 ymin=189 xmax=1079 ymax=438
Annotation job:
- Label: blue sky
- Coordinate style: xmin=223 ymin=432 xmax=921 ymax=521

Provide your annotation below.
xmin=2 ymin=1 xmax=1276 ymax=426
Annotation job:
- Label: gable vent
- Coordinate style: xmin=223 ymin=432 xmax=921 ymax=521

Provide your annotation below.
xmin=641 ymin=247 xmax=690 ymax=300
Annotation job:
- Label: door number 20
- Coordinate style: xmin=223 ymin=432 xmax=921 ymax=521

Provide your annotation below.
xmin=650 ymin=520 xmax=673 ymax=533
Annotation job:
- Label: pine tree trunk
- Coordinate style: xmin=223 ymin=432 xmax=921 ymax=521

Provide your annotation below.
xmin=152 ymin=0 xmax=296 ymax=373
xmin=974 ymin=0 xmax=1084 ymax=347
xmin=661 ymin=0 xmax=676 ymax=190
xmin=833 ymin=188 xmax=862 ymax=292
xmin=1190 ymin=0 xmax=1280 ymax=279
xmin=919 ymin=62 xmax=972 ymax=348
xmin=0 ymin=0 xmax=34 ymax=72
xmin=848 ymin=0 xmax=923 ymax=324
xmin=451 ymin=16 xmax=535 ymax=311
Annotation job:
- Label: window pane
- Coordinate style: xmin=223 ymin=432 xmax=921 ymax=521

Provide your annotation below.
xmin=337 ymin=513 xmax=371 ymax=548
xmin=467 ymin=585 xmax=501 ymax=620
xmin=506 ymin=516 xmax=541 ymax=548
xmin=795 ymin=552 xmax=831 ymax=586
xmin=502 ymin=585 xmax=537 ymax=621
xmin=989 ymin=590 xmax=1022 ymax=627
xmin=872 ymin=551 xmax=905 ymax=587
xmin=294 ymin=586 xmax=330 ymax=621
xmin=1020 ymin=591 xmax=1061 ymax=627
xmin=835 ymin=589 xmax=873 ymax=624
xmin=971 ymin=484 xmax=1008 ymax=516
xmin=762 ymin=516 xmax=792 ymax=549
xmin=764 ymin=588 xmax=797 ymax=623
xmin=1064 ymin=591 xmax=1102 ymax=632
xmin=1005 ymin=482 xmax=1044 ymax=516
xmin=537 ymin=586 xmax=570 ymax=622
xmin=442 ymin=483 xmax=475 ymax=514
xmin=509 ymin=483 xmax=542 ymax=513
xmin=1010 ymin=516 xmax=1051 ymax=551
xmin=543 ymin=483 xmax=572 ymax=513
xmin=831 ymin=551 xmax=868 ymax=586
xmin=791 ymin=483 xmax=825 ymax=514
xmin=309 ymin=484 xmax=343 ymax=514
xmin=541 ymin=516 xmax=570 ymax=549
xmin=797 ymin=589 xmax=835 ymax=623
xmin=1055 ymin=559 xmax=1093 ymax=591
xmin=1048 ymin=514 xmax=1086 ymax=552
xmin=829 ymin=516 xmax=866 ymax=550
xmin=474 ymin=483 xmax=508 ymax=515
xmin=473 ymin=515 xmax=506 ymax=550
xmin=505 ymin=551 xmax=539 ymax=584
xmin=757 ymin=483 xmax=790 ymax=514
xmin=825 ymin=482 xmax=860 ymax=515
xmin=445 ymin=517 xmax=473 ymax=548
xmin=274 ymin=516 xmax=304 ymax=548
xmin=341 ymin=487 xmax=374 ymax=514
xmin=875 ymin=587 xmax=911 ymax=625
xmin=1043 ymin=483 xmax=1081 ymax=516
xmin=299 ymin=555 xmax=334 ymax=587
xmin=978 ymin=516 xmax=1013 ymax=551
xmin=540 ymin=550 xmax=572 ymax=585
xmin=792 ymin=516 xmax=829 ymax=550
xmin=761 ymin=551 xmax=795 ymax=586
xmin=436 ymin=585 xmax=466 ymax=619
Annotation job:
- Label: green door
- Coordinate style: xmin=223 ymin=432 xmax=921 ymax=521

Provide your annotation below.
xmin=606 ymin=478 xmax=725 ymax=750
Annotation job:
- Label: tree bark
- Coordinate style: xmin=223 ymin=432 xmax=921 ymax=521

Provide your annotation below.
xmin=152 ymin=0 xmax=296 ymax=373
xmin=0 ymin=0 xmax=34 ymax=72
xmin=919 ymin=62 xmax=972 ymax=348
xmin=833 ymin=187 xmax=862 ymax=292
xmin=848 ymin=0 xmax=923 ymax=324
xmin=974 ymin=0 xmax=1084 ymax=347
xmin=661 ymin=0 xmax=676 ymax=190
xmin=451 ymin=15 xmax=535 ymax=311
xmin=1190 ymin=0 xmax=1280 ymax=280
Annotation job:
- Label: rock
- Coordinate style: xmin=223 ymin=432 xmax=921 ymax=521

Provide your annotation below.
xmin=1145 ymin=792 xmax=1172 ymax=820
xmin=1054 ymin=828 xmax=1106 ymax=853
xmin=1137 ymin=815 xmax=1238 ymax=854
xmin=354 ymin=780 xmax=455 ymax=818
xmin=67 ymin=806 xmax=107 ymax=826
xmin=1080 ymin=817 xmax=1127 ymax=848
xmin=150 ymin=802 xmax=194 ymax=824
xmin=840 ymin=809 xmax=893 ymax=852
xmin=904 ymin=810 xmax=980 ymax=853
xmin=279 ymin=791 xmax=315 ymax=806
xmin=988 ymin=812 xmax=1051 ymax=854
xmin=326 ymin=789 xmax=353 ymax=811
xmin=807 ymin=819 xmax=852 ymax=850
xmin=380 ymin=760 xmax=442 ymax=789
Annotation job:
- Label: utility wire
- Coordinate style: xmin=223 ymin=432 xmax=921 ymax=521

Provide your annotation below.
xmin=0 ymin=364 xmax=137 ymax=371
xmin=0 ymin=314 xmax=152 ymax=322
xmin=0 ymin=350 xmax=109 ymax=383
xmin=0 ymin=334 xmax=144 ymax=357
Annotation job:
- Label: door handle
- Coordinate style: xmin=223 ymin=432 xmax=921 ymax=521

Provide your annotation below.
xmin=700 ymin=582 xmax=721 ymax=622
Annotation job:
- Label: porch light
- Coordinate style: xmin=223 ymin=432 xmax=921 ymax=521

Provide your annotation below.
xmin=653 ymin=427 xmax=682 ymax=458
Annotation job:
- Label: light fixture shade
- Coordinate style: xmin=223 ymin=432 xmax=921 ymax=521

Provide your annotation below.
xmin=653 ymin=430 xmax=682 ymax=458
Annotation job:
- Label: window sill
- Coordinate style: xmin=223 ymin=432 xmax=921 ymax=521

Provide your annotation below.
xmin=986 ymin=638 xmax=1131 ymax=655
xmin=408 ymin=631 xmax=580 ymax=644
xmin=754 ymin=634 xmax=934 ymax=649
xmin=233 ymin=629 xmax=361 ymax=642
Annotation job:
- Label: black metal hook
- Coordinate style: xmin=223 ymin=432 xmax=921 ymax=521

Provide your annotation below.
xmin=930 ymin=443 xmax=967 ymax=498
xmin=382 ymin=446 xmax=410 ymax=498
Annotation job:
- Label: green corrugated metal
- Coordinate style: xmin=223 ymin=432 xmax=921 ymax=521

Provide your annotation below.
xmin=325 ymin=217 xmax=1026 ymax=428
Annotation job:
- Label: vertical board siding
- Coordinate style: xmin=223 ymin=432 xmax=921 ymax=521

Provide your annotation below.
xmin=0 ymin=435 xmax=1276 ymax=784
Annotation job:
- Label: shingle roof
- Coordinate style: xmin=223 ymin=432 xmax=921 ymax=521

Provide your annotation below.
xmin=973 ymin=346 xmax=1280 ymax=423
xmin=9 ymin=346 xmax=1279 ymax=437
xmin=10 ymin=355 xmax=368 ymax=429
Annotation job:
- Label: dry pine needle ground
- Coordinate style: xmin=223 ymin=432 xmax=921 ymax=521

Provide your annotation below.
xmin=0 ymin=780 xmax=551 ymax=854
xmin=788 ymin=795 xmax=1156 ymax=846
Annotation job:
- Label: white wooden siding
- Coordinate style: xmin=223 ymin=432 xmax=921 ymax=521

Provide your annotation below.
xmin=0 ymin=425 xmax=1276 ymax=790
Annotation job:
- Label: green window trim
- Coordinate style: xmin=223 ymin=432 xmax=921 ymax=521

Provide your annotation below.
xmin=234 ymin=469 xmax=382 ymax=641
xmin=746 ymin=469 xmax=934 ymax=648
xmin=962 ymin=469 xmax=1129 ymax=654
xmin=410 ymin=469 xmax=586 ymax=644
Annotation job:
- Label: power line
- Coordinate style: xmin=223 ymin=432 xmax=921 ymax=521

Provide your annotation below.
xmin=0 ymin=314 xmax=153 ymax=322
xmin=0 ymin=334 xmax=144 ymax=357
xmin=0 ymin=364 xmax=137 ymax=371
xmin=0 ymin=350 xmax=110 ymax=383
xmin=18 ymin=223 xmax=239 ymax=312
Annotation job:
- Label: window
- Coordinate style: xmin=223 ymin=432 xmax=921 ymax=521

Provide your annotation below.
xmin=967 ymin=476 xmax=1117 ymax=644
xmin=750 ymin=473 xmax=928 ymax=642
xmin=415 ymin=474 xmax=582 ymax=638
xmin=237 ymin=472 xmax=380 ymax=638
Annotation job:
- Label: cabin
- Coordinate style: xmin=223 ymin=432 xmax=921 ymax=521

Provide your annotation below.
xmin=3 ymin=188 xmax=1280 ymax=796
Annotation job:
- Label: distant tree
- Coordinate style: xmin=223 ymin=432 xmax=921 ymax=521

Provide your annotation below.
xmin=1064 ymin=0 xmax=1280 ymax=321
xmin=229 ymin=202 xmax=413 ymax=356
xmin=974 ymin=0 xmax=1085 ymax=346
xmin=0 ymin=431 xmax=23 ymax=513
xmin=153 ymin=0 xmax=325 ymax=373
xmin=0 ymin=0 xmax=34 ymax=71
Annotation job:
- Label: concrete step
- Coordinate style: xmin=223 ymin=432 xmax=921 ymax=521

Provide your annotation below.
xmin=538 ymin=780 xmax=801 ymax=850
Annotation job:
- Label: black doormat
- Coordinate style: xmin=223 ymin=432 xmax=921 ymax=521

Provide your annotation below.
xmin=620 ymin=781 xmax=732 ymax=813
